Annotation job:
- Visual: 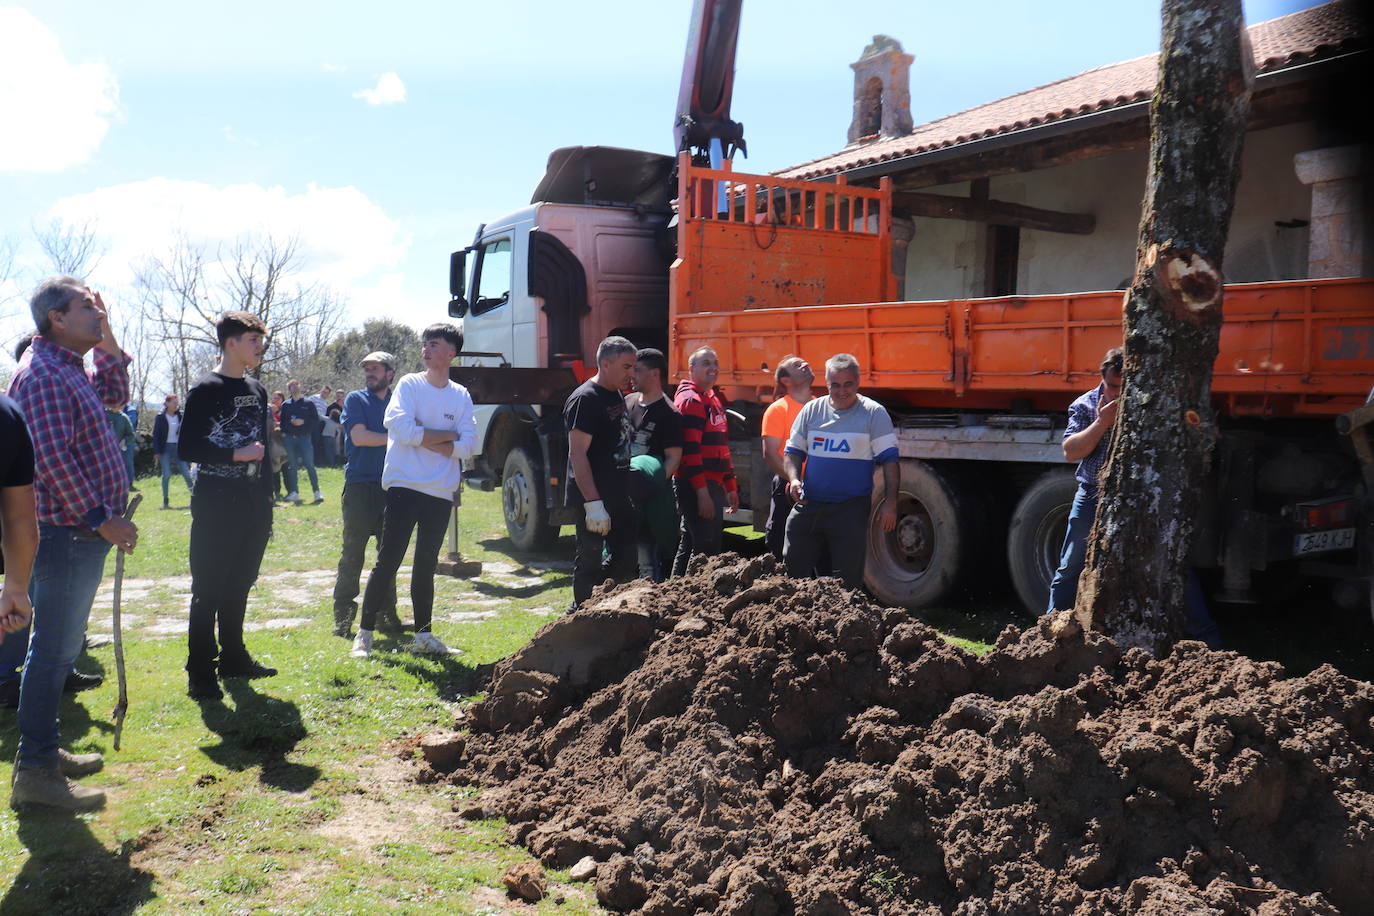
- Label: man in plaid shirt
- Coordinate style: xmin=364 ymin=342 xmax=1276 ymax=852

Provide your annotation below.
xmin=6 ymin=275 xmax=137 ymax=812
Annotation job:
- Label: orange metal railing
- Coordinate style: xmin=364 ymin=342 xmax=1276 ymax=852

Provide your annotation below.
xmin=669 ymin=152 xmax=893 ymax=319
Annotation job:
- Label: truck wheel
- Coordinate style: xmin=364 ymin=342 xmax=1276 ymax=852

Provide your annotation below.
xmin=865 ymin=460 xmax=976 ymax=609
xmin=1006 ymin=470 xmax=1078 ymax=618
xmin=502 ymin=446 xmax=557 ymax=552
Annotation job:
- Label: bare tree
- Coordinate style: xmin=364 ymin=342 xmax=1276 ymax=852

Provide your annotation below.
xmin=136 ymin=230 xmax=349 ymax=387
xmin=33 ymin=217 xmax=107 ymax=279
xmin=134 ymin=230 xmax=213 ymax=397
xmin=1075 ymin=0 xmax=1252 ymax=653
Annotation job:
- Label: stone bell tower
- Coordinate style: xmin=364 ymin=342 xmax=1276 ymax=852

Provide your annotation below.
xmin=848 ymin=35 xmax=914 ymax=144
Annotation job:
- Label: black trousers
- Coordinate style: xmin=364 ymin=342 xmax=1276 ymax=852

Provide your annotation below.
xmin=783 ymin=495 xmax=871 ymax=590
xmin=671 ymin=479 xmax=726 ymax=577
xmin=765 ymin=475 xmax=793 ymax=559
xmin=187 ymin=479 xmax=272 ymax=674
xmin=572 ymin=485 xmax=637 ymax=606
xmin=361 ymin=486 xmax=450 ymax=633
xmin=332 ymin=481 xmax=396 ymax=619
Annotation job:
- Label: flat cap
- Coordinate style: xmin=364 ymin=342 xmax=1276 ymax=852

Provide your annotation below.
xmin=359 ymin=350 xmax=397 ymax=369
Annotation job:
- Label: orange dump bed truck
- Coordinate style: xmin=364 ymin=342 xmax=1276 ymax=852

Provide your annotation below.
xmin=449 ymin=152 xmax=1373 ymax=618
xmin=667 ymin=157 xmax=1374 ymax=615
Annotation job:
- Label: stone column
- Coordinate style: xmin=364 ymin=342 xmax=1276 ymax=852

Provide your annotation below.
xmin=1294 ymin=145 xmax=1370 ymax=278
xmin=890 ymin=217 xmax=915 ymax=300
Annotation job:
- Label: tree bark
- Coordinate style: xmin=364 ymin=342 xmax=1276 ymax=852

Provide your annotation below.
xmin=1074 ymin=0 xmax=1252 ymax=654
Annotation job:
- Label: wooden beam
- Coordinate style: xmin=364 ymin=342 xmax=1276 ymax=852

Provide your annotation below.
xmin=893 ymin=191 xmax=1096 ymax=234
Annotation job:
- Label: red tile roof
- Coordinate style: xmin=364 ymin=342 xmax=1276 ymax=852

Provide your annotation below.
xmin=777 ymin=1 xmax=1367 ymax=180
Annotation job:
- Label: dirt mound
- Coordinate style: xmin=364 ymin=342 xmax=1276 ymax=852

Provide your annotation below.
xmin=440 ymin=554 xmax=1374 ymax=914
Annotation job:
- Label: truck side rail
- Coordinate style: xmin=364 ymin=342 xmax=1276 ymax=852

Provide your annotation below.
xmin=672 ymin=276 xmax=1374 ymax=418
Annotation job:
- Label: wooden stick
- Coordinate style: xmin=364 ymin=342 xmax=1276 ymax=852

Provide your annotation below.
xmin=111 ymin=492 xmax=142 ymax=751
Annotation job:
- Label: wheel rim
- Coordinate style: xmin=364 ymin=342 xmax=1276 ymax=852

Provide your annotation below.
xmin=503 ymin=470 xmax=530 ymax=533
xmin=1033 ymin=504 xmax=1070 ymax=585
xmin=869 ymin=492 xmax=935 ymax=585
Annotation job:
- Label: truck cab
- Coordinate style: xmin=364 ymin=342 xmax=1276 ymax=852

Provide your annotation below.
xmin=448 ymin=147 xmax=675 ymax=548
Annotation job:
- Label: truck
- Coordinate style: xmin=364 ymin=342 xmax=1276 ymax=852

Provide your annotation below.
xmin=447 ymin=0 xmax=1374 ymax=618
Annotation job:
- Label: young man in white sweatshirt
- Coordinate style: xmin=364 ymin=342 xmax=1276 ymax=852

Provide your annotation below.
xmin=351 ymin=323 xmax=476 ymax=657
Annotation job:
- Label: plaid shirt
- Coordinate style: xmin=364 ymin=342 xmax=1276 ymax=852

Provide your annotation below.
xmin=8 ymin=336 xmax=131 ymax=528
xmin=1064 ymin=381 xmax=1113 ymax=498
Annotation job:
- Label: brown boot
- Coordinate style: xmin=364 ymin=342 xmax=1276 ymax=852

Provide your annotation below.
xmin=333 ymin=603 xmax=356 ymax=639
xmin=10 ymin=765 xmax=106 ymax=812
xmin=58 ymin=748 xmax=104 ymax=778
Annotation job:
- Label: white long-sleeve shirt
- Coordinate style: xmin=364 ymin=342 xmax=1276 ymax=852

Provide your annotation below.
xmin=381 ymin=372 xmax=477 ymax=502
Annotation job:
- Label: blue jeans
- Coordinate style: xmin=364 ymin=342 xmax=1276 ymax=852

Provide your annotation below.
xmin=282 ymin=435 xmax=319 ymax=496
xmin=16 ymin=525 xmax=112 ymax=769
xmin=160 ymin=448 xmax=195 ymax=504
xmin=1046 ymin=485 xmax=1221 ymax=647
xmin=1047 ymin=486 xmax=1097 ymax=614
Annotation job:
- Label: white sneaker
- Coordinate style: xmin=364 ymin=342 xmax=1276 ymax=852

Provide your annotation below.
xmin=410 ymin=632 xmax=455 ymax=655
xmin=284 ymin=491 xmax=299 ymax=503
xmin=350 ymin=629 xmax=374 ymax=658
xmin=313 ymin=491 xmax=324 ymax=504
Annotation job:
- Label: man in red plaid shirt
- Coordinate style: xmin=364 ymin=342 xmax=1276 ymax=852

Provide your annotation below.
xmin=6 ymin=275 xmax=137 ymax=812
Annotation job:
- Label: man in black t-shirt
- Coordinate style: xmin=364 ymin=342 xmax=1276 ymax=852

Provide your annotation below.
xmin=0 ymin=394 xmax=37 ymax=648
xmin=179 ymin=311 xmax=278 ymax=700
xmin=625 ymin=348 xmax=682 ymax=581
xmin=563 ymin=336 xmax=637 ymax=606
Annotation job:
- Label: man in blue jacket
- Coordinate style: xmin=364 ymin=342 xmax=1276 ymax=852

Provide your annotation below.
xmin=280 ymin=379 xmax=323 ymax=504
xmin=331 ymin=352 xmax=403 ymax=638
xmin=153 ymin=393 xmax=195 ymax=508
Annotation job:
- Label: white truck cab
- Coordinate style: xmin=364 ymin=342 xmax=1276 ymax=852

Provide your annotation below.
xmin=448 ymin=147 xmax=674 ymax=548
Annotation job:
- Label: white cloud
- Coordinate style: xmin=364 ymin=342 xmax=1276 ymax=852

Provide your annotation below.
xmin=46 ymin=178 xmax=408 ymax=297
xmin=352 ymin=72 xmax=406 ymax=106
xmin=321 ymin=61 xmax=346 ymax=73
xmin=0 ymin=9 xmax=119 ymax=172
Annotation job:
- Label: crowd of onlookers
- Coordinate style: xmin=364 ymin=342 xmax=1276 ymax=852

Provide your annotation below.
xmin=560 ymin=336 xmax=900 ymax=609
xmin=0 ymin=275 xmax=477 ymax=813
xmin=2 ymin=275 xmax=1203 ymax=816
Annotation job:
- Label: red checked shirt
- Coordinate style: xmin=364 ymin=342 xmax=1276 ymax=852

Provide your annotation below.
xmin=7 ymin=335 xmax=131 ymax=529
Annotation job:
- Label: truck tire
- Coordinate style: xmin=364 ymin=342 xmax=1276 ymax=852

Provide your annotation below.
xmin=502 ymin=446 xmax=557 ymax=552
xmin=865 ymin=460 xmax=977 ymax=609
xmin=1006 ymin=470 xmax=1078 ymax=618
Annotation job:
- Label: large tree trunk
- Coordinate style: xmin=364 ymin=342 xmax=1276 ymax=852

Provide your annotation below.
xmin=1074 ymin=0 xmax=1252 ymax=654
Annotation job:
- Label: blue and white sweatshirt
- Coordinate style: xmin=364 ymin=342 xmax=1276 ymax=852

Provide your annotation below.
xmin=785 ymin=394 xmax=899 ymax=503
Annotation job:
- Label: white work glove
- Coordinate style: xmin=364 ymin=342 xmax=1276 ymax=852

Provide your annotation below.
xmin=584 ymin=499 xmax=611 ymax=535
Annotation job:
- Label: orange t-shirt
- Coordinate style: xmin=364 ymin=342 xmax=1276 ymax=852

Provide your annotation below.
xmin=761 ymin=395 xmax=806 ymax=460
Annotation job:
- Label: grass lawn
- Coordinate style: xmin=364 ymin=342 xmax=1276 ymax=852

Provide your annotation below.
xmin=0 ymin=465 xmax=1009 ymax=915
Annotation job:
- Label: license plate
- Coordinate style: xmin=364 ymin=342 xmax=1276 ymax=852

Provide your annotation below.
xmin=1294 ymin=528 xmax=1355 ymax=555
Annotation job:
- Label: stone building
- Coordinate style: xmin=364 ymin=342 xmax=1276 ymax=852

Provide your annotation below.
xmin=777 ymin=1 xmax=1370 ymax=299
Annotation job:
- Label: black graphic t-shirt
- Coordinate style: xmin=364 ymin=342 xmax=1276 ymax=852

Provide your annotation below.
xmin=562 ymin=379 xmax=631 ymax=505
xmin=0 ymin=393 xmax=35 ymax=575
xmin=628 ymin=393 xmax=683 ymax=461
xmin=179 ymin=372 xmax=272 ymax=488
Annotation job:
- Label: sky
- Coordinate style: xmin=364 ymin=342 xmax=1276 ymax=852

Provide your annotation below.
xmin=0 ymin=0 xmax=1322 ymax=358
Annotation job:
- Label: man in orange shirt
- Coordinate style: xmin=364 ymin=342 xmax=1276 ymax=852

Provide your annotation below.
xmin=759 ymin=356 xmax=814 ymax=558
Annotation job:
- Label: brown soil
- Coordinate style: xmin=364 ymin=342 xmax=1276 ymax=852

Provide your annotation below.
xmin=438 ymin=554 xmax=1374 ymax=915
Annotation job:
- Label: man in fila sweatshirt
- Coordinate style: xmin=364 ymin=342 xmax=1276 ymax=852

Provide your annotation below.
xmin=350 ymin=323 xmax=476 ymax=659
xmin=671 ymin=346 xmax=738 ymax=576
xmin=783 ymin=353 xmax=899 ymax=590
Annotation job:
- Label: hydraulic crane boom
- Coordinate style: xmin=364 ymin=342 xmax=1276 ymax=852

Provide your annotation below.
xmin=674 ymin=0 xmax=747 ymax=163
